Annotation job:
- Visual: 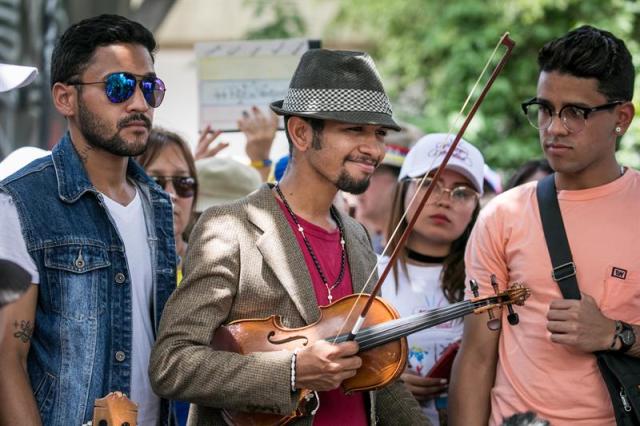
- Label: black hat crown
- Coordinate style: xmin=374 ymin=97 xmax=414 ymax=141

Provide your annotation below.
xmin=270 ymin=49 xmax=399 ymax=130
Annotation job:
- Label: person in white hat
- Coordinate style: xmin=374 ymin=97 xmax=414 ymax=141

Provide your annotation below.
xmin=378 ymin=133 xmax=485 ymax=425
xmin=0 ymin=63 xmax=38 ymax=342
xmin=0 ymin=63 xmax=38 ymax=93
xmin=150 ymin=48 xmax=428 ymax=425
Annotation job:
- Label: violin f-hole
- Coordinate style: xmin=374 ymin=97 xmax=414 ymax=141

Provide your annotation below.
xmin=267 ymin=331 xmax=309 ymax=346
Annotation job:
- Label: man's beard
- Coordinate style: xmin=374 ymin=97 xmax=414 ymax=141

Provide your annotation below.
xmin=77 ymin=97 xmax=150 ymax=157
xmin=310 ymin=130 xmax=374 ymax=194
xmin=336 ymin=170 xmax=371 ymax=194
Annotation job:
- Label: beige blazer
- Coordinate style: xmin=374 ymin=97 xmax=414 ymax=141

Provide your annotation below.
xmin=149 ymin=185 xmax=429 ymax=425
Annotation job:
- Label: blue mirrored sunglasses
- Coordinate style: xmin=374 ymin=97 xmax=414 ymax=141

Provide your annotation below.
xmin=67 ymin=72 xmax=166 ymax=108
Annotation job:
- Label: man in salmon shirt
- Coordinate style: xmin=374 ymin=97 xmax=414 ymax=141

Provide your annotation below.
xmin=149 ymin=49 xmax=428 ymax=425
xmin=449 ymin=25 xmax=639 ymax=426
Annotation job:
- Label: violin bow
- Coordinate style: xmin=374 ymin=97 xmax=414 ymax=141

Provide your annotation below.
xmin=342 ymin=33 xmax=516 ymax=341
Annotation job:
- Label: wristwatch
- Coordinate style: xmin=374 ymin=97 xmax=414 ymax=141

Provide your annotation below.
xmin=614 ymin=320 xmax=636 ymax=353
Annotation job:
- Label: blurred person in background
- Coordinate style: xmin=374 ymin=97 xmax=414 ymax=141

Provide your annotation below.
xmin=504 ymin=158 xmax=552 ymax=190
xmin=355 ymin=122 xmax=423 ymax=253
xmin=137 ymin=128 xmax=198 ymax=274
xmin=0 ymin=62 xmax=38 ymax=342
xmin=194 ymin=155 xmax=262 ymax=216
xmin=380 ymin=133 xmax=484 ymax=426
xmin=238 ymin=105 xmax=278 ymax=182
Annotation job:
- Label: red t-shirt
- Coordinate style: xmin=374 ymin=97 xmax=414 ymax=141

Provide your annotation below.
xmin=277 ymin=199 xmax=368 ymax=426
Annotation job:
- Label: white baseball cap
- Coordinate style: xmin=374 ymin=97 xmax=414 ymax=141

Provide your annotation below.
xmin=0 ymin=147 xmax=50 ymax=179
xmin=398 ymin=133 xmax=485 ymax=194
xmin=0 ymin=63 xmax=38 ymax=93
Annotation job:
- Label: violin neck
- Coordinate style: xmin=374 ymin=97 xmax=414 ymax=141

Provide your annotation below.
xmin=335 ymin=299 xmax=476 ymax=352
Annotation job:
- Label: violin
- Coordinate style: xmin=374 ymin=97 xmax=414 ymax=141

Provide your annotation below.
xmin=211 ymin=283 xmax=530 ymax=425
xmin=83 ymin=392 xmax=138 ymax=426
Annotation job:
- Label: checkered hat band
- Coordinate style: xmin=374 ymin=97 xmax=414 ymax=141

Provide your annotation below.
xmin=282 ymin=88 xmax=392 ymax=114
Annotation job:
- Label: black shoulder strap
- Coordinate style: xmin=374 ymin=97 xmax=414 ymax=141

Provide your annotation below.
xmin=536 ymin=174 xmax=581 ymax=300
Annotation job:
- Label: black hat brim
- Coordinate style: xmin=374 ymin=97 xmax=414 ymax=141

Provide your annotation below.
xmin=270 ymin=100 xmax=401 ymax=131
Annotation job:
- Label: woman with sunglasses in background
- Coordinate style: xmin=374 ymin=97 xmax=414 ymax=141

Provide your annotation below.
xmin=378 ymin=134 xmax=485 ymax=426
xmin=137 ymin=128 xmax=201 ymax=426
xmin=137 ymin=129 xmax=199 ymax=275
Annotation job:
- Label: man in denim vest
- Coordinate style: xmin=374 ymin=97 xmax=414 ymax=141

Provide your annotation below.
xmin=0 ymin=14 xmax=176 ymax=426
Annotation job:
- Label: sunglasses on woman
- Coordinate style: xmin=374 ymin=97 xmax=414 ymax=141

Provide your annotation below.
xmin=150 ymin=176 xmax=197 ymax=198
xmin=67 ymin=72 xmax=166 ymax=108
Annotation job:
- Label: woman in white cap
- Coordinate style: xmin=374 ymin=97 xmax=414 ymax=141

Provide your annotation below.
xmin=379 ymin=133 xmax=485 ymax=426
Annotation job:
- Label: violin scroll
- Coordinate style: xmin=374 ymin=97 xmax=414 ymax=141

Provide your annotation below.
xmin=470 ymin=277 xmax=531 ymax=330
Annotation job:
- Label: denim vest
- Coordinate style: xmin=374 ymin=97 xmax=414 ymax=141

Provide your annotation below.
xmin=0 ymin=133 xmax=176 ymax=425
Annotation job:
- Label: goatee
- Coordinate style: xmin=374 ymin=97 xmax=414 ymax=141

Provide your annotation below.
xmin=77 ymin=98 xmax=151 ymax=157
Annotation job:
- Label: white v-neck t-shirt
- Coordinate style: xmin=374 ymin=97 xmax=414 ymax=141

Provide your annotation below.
xmin=0 ymin=190 xmax=159 ymax=425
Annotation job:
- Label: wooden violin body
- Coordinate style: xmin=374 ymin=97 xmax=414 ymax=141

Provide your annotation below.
xmin=212 ymin=294 xmax=407 ymax=394
xmin=210 ymin=284 xmax=530 ymax=426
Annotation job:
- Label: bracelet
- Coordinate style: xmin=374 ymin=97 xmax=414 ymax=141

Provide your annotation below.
xmin=290 ymin=348 xmax=300 ymax=392
xmin=250 ymin=159 xmax=273 ymax=169
xmin=609 ymin=320 xmax=623 ymax=350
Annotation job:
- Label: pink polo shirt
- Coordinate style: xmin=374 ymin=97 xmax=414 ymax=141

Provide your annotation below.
xmin=278 ymin=199 xmax=368 ymax=426
xmin=465 ymin=170 xmax=640 ymax=425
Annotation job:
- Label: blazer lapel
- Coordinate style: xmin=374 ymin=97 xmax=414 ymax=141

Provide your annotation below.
xmin=248 ymin=185 xmax=320 ymax=324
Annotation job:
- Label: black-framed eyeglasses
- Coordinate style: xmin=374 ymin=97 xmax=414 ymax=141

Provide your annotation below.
xmin=150 ymin=176 xmax=197 ymax=198
xmin=521 ymin=98 xmax=623 ymax=134
xmin=406 ymin=176 xmax=479 ymax=206
xmin=67 ymin=72 xmax=166 ymax=108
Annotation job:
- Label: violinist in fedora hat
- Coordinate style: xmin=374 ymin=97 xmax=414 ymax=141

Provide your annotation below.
xmin=150 ymin=49 xmax=429 ymax=425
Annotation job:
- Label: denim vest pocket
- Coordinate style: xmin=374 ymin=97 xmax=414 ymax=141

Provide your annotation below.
xmin=33 ymin=371 xmax=57 ymax=416
xmin=44 ymin=243 xmax=110 ymax=320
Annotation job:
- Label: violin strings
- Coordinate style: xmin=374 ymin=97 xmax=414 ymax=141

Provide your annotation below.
xmin=330 ymin=296 xmax=504 ymax=350
xmin=334 ymin=304 xmax=475 ymax=350
xmin=330 ymin=35 xmax=509 ymax=343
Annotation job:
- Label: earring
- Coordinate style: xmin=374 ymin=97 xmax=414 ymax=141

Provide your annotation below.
xmin=615 ymin=126 xmax=622 ymax=134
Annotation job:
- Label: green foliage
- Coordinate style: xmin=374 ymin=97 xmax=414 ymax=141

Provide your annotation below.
xmin=333 ymin=0 xmax=640 ymax=172
xmin=244 ymin=0 xmax=307 ymax=39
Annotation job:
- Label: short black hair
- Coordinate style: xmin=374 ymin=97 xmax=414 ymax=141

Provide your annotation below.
xmin=50 ymin=14 xmax=156 ymax=87
xmin=538 ymin=25 xmax=634 ymax=101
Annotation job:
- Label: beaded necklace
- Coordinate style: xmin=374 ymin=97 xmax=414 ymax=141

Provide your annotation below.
xmin=274 ymin=184 xmax=346 ymax=303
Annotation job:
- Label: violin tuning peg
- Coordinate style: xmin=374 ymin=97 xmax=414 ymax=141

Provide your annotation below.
xmin=490 ymin=274 xmax=499 ymax=295
xmin=469 ymin=279 xmax=479 ymax=298
xmin=507 ymin=304 xmax=519 ymax=325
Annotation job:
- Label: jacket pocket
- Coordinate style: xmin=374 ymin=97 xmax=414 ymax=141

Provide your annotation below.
xmin=44 ymin=243 xmax=110 ymax=320
xmin=33 ymin=371 xmax=57 ymax=418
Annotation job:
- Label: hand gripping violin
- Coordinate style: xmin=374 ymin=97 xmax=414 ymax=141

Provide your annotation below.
xmin=211 ymin=282 xmax=530 ymax=425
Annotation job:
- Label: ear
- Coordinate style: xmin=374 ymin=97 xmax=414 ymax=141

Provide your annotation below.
xmin=614 ymin=101 xmax=635 ymax=135
xmin=51 ymin=82 xmax=76 ymax=117
xmin=287 ymin=116 xmax=313 ymax=153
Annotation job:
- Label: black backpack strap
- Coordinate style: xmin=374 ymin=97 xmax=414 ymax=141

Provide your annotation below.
xmin=536 ymin=174 xmax=581 ymax=300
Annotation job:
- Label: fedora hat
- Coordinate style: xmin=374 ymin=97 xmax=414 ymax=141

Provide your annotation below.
xmin=270 ymin=49 xmax=400 ymax=130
